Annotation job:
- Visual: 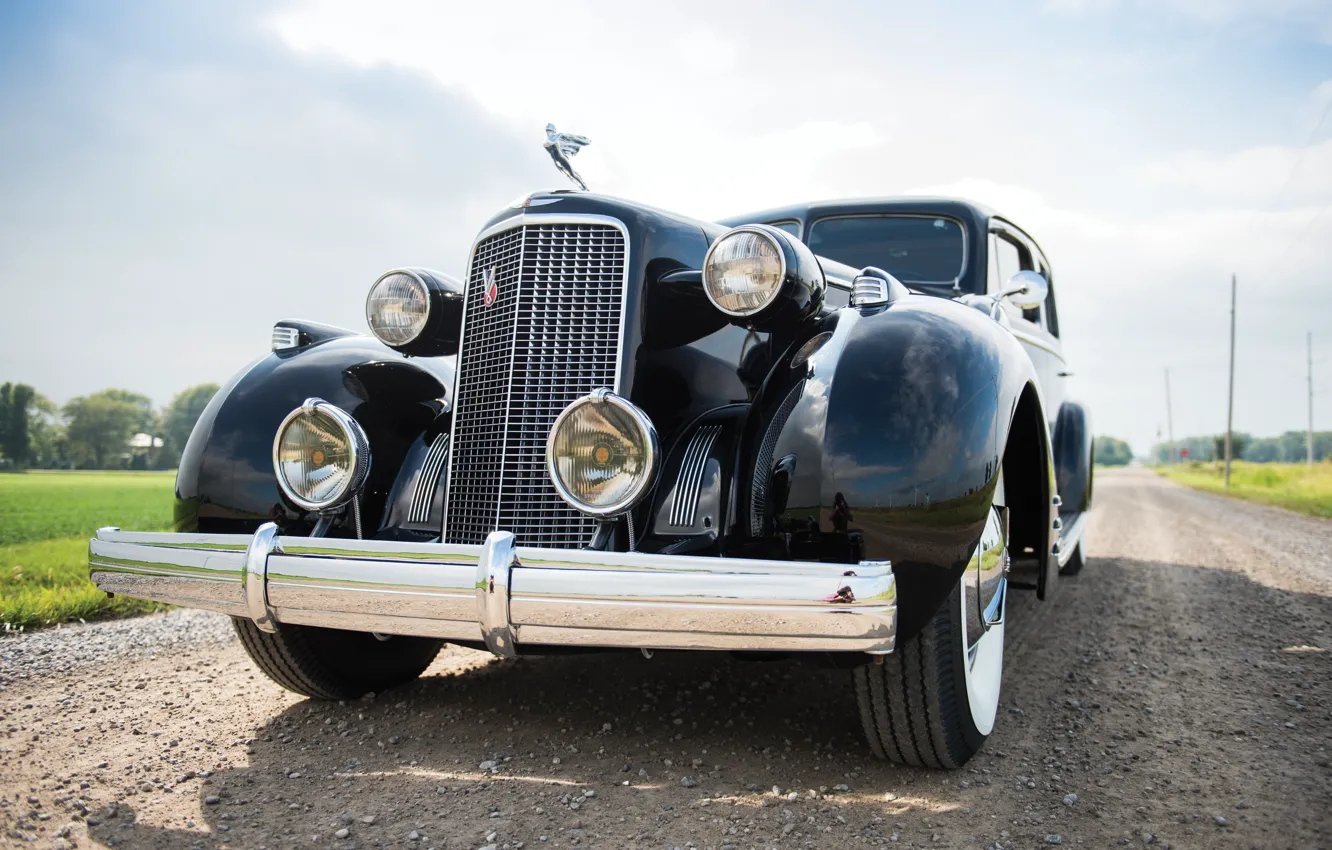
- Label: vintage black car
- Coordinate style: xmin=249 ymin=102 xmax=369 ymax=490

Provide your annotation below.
xmin=90 ymin=155 xmax=1092 ymax=768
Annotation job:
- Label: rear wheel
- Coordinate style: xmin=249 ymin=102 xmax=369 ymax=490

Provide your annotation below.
xmin=853 ymin=484 xmax=1007 ymax=768
xmin=234 ymin=619 xmax=443 ymax=700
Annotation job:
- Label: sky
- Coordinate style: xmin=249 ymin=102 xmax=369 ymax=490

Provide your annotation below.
xmin=1 ymin=0 xmax=1330 ymax=456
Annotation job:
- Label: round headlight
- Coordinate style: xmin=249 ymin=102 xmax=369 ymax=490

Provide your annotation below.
xmin=702 ymin=227 xmax=787 ymax=316
xmin=273 ymin=398 xmax=371 ymax=512
xmin=366 ymin=270 xmax=430 ymax=346
xmin=546 ymin=389 xmax=660 ymax=517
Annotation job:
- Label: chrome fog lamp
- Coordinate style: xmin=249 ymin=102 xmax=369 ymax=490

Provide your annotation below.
xmin=546 ymin=389 xmax=660 ymax=517
xmin=702 ymin=226 xmax=787 ymax=316
xmin=273 ymin=398 xmax=371 ymax=512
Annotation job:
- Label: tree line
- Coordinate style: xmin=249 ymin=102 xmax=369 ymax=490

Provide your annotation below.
xmin=0 ymin=382 xmax=219 ymax=471
xmin=1093 ymin=436 xmax=1134 ymax=466
xmin=1148 ymin=431 xmax=1332 ymax=465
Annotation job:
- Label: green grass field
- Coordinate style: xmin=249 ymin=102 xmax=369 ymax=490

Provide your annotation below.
xmin=1 ymin=470 xmax=176 ymax=629
xmin=1157 ymin=461 xmax=1332 ymax=519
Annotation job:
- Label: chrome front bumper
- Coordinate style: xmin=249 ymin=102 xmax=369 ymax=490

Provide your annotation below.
xmin=89 ymin=525 xmax=896 ymax=656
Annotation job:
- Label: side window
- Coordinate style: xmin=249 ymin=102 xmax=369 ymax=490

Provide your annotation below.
xmin=767 ymin=220 xmax=801 ymax=238
xmin=1036 ymin=254 xmax=1060 ymax=338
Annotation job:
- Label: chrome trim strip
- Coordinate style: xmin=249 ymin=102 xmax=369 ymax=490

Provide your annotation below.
xmin=493 ymin=224 xmax=528 ymax=531
xmin=1008 ymin=327 xmax=1064 ymax=359
xmin=670 ymin=424 xmax=721 ymax=527
xmin=441 ymin=213 xmax=632 ymax=545
xmin=1056 ymin=512 xmax=1090 ymax=568
xmin=89 ymin=528 xmax=896 ymax=655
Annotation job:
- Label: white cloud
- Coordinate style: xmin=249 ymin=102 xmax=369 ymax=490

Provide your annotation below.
xmin=4 ymin=0 xmax=1331 ymax=460
xmin=1136 ymin=138 xmax=1332 ymax=204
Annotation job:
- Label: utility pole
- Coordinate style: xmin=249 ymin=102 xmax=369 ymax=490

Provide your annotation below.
xmin=1165 ymin=368 xmax=1175 ymax=464
xmin=1224 ymin=274 xmax=1237 ymax=488
xmin=1309 ymin=331 xmax=1315 ymax=467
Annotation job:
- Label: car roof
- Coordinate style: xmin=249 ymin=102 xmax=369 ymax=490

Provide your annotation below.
xmin=718 ymin=196 xmax=997 ymax=232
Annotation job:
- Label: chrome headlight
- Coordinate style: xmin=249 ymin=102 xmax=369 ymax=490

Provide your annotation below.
xmin=702 ymin=226 xmax=787 ymax=316
xmin=546 ymin=389 xmax=660 ymax=517
xmin=273 ymin=398 xmax=371 ymax=512
xmin=365 ymin=267 xmax=466 ymax=356
xmin=366 ymin=270 xmax=430 ymax=346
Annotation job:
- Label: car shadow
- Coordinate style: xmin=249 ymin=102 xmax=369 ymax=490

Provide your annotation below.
xmin=87 ymin=554 xmax=1332 ymax=849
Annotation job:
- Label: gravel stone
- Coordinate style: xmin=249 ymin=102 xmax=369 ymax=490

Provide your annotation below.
xmin=0 ymin=609 xmax=233 ymax=684
xmin=3 ymin=470 xmax=1328 ymax=850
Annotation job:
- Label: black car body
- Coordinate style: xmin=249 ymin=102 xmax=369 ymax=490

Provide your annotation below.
xmin=91 ymin=188 xmax=1092 ymax=768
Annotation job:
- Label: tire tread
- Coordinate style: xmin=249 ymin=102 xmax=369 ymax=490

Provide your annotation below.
xmin=852 ymin=584 xmax=983 ymax=769
xmin=233 ymin=619 xmax=441 ymax=700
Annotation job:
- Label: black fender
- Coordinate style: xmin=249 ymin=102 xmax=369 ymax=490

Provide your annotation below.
xmin=736 ymin=296 xmax=1055 ymax=642
xmin=1053 ymin=401 xmax=1093 ymax=514
xmin=175 ymin=335 xmax=454 ymax=535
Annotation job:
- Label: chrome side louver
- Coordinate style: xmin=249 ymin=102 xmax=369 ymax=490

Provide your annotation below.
xmin=409 ymin=434 xmax=450 ymax=524
xmin=668 ymin=424 xmax=721 ymax=528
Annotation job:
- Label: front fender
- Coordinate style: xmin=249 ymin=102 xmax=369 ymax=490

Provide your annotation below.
xmin=175 ymin=335 xmax=453 ymax=534
xmin=740 ymin=297 xmax=1045 ymax=641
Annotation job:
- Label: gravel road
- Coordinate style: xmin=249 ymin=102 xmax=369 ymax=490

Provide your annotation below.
xmin=3 ymin=468 xmax=1329 ymax=849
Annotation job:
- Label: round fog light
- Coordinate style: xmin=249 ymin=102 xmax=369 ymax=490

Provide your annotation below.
xmin=273 ymin=398 xmax=371 ymax=512
xmin=546 ymin=389 xmax=660 ymax=517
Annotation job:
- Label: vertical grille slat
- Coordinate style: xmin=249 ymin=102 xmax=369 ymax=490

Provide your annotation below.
xmin=443 ymin=221 xmax=627 ymax=548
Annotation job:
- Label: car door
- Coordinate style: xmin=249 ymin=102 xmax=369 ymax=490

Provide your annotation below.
xmin=987 ymin=220 xmax=1069 ymax=454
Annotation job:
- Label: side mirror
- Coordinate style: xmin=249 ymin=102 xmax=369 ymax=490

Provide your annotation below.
xmin=1000 ymin=270 xmax=1048 ymax=311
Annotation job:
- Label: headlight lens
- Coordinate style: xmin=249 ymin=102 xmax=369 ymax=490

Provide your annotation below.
xmin=366 ymin=271 xmax=430 ymax=346
xmin=703 ymin=228 xmax=786 ymax=316
xmin=546 ymin=390 xmax=659 ymax=517
xmin=273 ymin=398 xmax=371 ymax=511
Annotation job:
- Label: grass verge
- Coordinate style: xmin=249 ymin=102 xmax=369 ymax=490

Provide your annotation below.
xmin=0 ymin=471 xmax=176 ymax=629
xmin=1157 ymin=461 xmax=1332 ymax=519
xmin=2 ymin=536 xmax=165 ymax=629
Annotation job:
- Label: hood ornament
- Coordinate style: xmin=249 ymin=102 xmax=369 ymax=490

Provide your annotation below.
xmin=544 ymin=123 xmax=591 ymax=191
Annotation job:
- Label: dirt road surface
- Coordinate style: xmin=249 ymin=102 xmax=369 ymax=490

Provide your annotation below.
xmin=3 ymin=468 xmax=1330 ymax=849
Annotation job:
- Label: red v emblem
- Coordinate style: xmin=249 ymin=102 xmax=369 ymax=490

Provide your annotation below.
xmin=482 ymin=266 xmax=498 ymax=307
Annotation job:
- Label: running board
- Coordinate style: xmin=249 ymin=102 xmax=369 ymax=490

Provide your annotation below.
xmin=1052 ymin=511 xmax=1089 ymax=568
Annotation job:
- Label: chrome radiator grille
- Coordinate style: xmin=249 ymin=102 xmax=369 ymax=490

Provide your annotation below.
xmin=443 ymin=220 xmax=627 ymax=548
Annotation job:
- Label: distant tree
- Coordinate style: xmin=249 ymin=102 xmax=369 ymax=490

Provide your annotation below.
xmin=1212 ymin=432 xmax=1250 ymax=462
xmin=1094 ymin=436 xmax=1133 ymax=466
xmin=0 ymin=383 xmax=38 ymax=468
xmin=26 ymin=392 xmax=64 ymax=468
xmin=63 ymin=389 xmax=154 ymax=469
xmin=157 ymin=383 xmax=219 ymax=469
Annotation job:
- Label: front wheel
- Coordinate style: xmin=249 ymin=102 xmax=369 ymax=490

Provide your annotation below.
xmin=853 ymin=488 xmax=1007 ymax=768
xmin=234 ymin=619 xmax=443 ymax=700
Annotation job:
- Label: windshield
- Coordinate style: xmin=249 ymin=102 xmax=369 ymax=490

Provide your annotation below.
xmin=806 ymin=215 xmax=965 ymax=285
